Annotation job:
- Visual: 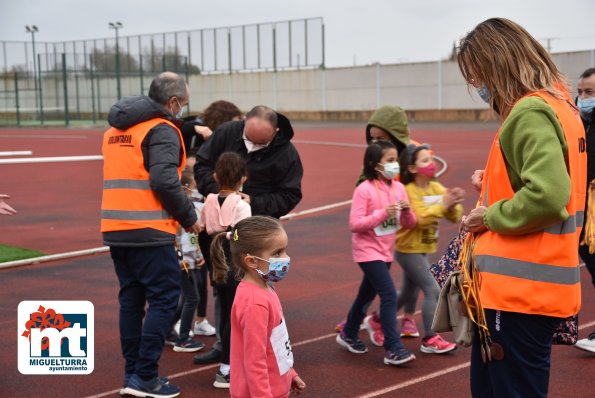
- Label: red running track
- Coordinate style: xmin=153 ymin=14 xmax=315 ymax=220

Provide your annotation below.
xmin=0 ymin=123 xmax=594 ymax=397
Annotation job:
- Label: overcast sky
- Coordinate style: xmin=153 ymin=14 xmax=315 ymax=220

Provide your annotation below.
xmin=1 ymin=0 xmax=595 ymax=68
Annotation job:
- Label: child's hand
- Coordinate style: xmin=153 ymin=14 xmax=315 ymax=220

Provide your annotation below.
xmin=291 ymin=375 xmax=306 ymax=394
xmin=196 ymin=256 xmax=206 ymax=268
xmin=397 ymin=200 xmax=410 ymax=211
xmin=386 ymin=203 xmax=399 ymax=217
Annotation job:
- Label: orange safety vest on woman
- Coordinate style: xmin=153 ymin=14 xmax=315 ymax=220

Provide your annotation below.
xmin=101 ymin=118 xmax=186 ymax=235
xmin=473 ymin=90 xmax=586 ymax=318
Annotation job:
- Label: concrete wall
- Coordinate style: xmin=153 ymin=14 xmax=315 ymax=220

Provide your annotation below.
xmin=2 ymin=49 xmax=594 ymax=121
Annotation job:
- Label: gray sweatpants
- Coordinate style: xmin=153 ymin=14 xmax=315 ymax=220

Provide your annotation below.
xmin=394 ymin=252 xmax=440 ymax=337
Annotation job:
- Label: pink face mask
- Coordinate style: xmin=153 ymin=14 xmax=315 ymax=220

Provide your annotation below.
xmin=417 ymin=162 xmax=436 ymax=178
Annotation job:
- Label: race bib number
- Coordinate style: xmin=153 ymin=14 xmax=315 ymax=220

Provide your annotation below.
xmin=270 ymin=317 xmax=294 ymax=375
xmin=423 ymin=195 xmax=443 ymax=206
xmin=374 ymin=210 xmax=399 ymax=236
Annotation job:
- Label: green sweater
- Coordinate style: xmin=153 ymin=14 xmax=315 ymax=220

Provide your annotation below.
xmin=484 ymin=96 xmax=570 ymax=235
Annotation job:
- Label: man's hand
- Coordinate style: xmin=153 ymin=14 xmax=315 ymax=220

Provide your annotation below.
xmin=185 ymin=221 xmax=202 ymax=235
xmin=194 ymin=125 xmax=213 ymax=140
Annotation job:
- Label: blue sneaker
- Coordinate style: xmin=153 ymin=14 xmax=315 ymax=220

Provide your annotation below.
xmin=173 ymin=337 xmax=205 ymax=353
xmin=120 ymin=374 xmax=170 ymax=395
xmin=336 ymin=332 xmax=368 ymax=354
xmin=121 ymin=374 xmax=180 ymax=398
xmin=384 ymin=348 xmax=416 ymax=366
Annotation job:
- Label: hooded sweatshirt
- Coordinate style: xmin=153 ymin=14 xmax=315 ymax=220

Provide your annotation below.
xmin=103 ymin=95 xmax=198 ymax=247
xmin=194 ymin=113 xmax=303 ymax=218
xmin=202 ymin=193 xmax=252 ymax=235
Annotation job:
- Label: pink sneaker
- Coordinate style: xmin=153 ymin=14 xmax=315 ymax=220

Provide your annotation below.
xmin=335 ymin=320 xmax=346 ymax=333
xmin=420 ymin=334 xmax=457 ymax=354
xmin=363 ymin=312 xmax=384 ymax=347
xmin=400 ymin=316 xmax=420 ymax=338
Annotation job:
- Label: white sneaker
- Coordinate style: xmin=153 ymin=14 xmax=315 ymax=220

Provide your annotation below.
xmin=194 ymin=319 xmax=216 ymax=336
xmin=575 ymin=332 xmax=595 ymax=353
xmin=173 ymin=320 xmax=194 ymax=337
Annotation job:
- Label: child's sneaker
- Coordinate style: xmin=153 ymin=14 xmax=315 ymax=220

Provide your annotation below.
xmin=384 ymin=348 xmax=416 ymax=366
xmin=335 ymin=319 xmax=366 ymax=333
xmin=194 ymin=319 xmax=216 ymax=336
xmin=173 ymin=337 xmax=205 ymax=353
xmin=575 ymin=331 xmax=595 ymax=353
xmin=420 ymin=334 xmax=457 ymax=354
xmin=400 ymin=316 xmax=420 ymax=338
xmin=213 ymin=371 xmax=230 ymax=388
xmin=120 ymin=375 xmax=169 ymax=396
xmin=336 ymin=332 xmax=368 ymax=354
xmin=165 ymin=331 xmax=178 ymax=346
xmin=363 ymin=312 xmax=384 ymax=347
xmin=121 ymin=374 xmax=180 ymax=398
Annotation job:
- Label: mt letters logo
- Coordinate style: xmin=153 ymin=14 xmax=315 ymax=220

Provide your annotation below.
xmin=18 ymin=301 xmax=94 ymax=374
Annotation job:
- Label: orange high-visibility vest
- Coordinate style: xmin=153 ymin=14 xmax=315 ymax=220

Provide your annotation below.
xmin=473 ymin=90 xmax=586 ymax=318
xmin=101 ymin=118 xmax=186 ymax=235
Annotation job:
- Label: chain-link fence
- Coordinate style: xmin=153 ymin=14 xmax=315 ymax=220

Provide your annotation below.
xmin=0 ymin=17 xmax=325 ymax=125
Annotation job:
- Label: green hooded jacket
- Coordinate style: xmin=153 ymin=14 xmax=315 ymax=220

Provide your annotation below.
xmin=357 ymin=106 xmax=411 ymax=185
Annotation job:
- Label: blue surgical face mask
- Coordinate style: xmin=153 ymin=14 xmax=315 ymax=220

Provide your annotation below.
xmin=477 ymin=85 xmax=492 ymax=104
xmin=378 ymin=161 xmax=400 ymax=180
xmin=577 ymin=97 xmax=595 ymax=119
xmin=254 ymin=256 xmax=291 ymax=282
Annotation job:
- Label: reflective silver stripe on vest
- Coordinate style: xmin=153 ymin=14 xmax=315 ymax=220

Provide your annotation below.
xmin=104 ymin=179 xmax=151 ymax=190
xmin=101 ymin=209 xmax=172 ymax=220
xmin=475 ymin=255 xmax=580 ymax=285
xmin=544 ymin=211 xmax=584 ymax=235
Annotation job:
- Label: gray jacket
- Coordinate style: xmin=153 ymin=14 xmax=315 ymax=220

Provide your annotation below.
xmin=103 ymin=96 xmax=197 ymax=247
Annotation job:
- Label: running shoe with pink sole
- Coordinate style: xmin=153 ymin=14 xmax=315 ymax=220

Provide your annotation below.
xmin=420 ymin=334 xmax=457 ymax=354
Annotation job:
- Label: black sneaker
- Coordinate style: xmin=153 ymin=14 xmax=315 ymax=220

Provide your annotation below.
xmin=336 ymin=332 xmax=368 ymax=354
xmin=213 ymin=371 xmax=230 ymax=389
xmin=121 ymin=374 xmax=180 ymax=398
xmin=173 ymin=337 xmax=205 ymax=353
xmin=193 ymin=348 xmax=222 ymax=364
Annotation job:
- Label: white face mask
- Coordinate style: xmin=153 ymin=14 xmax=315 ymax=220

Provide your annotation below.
xmin=243 ymin=134 xmax=270 ymax=153
xmin=377 ymin=161 xmax=400 ymax=180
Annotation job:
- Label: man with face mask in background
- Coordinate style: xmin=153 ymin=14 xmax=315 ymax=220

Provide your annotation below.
xmin=192 ymin=105 xmax=303 ymax=368
xmin=576 ymin=67 xmax=595 ymax=354
xmin=102 ymin=72 xmax=201 ymax=398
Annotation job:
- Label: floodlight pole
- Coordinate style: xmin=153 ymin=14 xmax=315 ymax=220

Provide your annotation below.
xmin=109 ymin=22 xmax=123 ymax=99
xmin=25 ymin=25 xmax=39 ymax=113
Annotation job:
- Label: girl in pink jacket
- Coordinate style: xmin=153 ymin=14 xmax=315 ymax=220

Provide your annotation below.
xmin=210 ymin=216 xmax=306 ymax=397
xmin=336 ymin=140 xmax=417 ymax=366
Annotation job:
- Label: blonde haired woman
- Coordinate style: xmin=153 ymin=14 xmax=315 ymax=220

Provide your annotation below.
xmin=458 ymin=18 xmax=586 ymax=397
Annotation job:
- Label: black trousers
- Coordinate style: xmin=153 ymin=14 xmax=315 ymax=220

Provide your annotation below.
xmin=470 ymin=309 xmax=562 ymax=398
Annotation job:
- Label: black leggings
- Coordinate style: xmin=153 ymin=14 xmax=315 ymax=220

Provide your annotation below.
xmin=216 ymin=282 xmax=237 ymax=365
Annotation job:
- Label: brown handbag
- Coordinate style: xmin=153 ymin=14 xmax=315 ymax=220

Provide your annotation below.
xmin=431 ymin=269 xmax=474 ymax=347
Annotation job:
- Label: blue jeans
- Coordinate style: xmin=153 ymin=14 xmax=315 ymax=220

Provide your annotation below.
xmin=343 ymin=260 xmax=404 ymax=352
xmin=111 ymin=245 xmax=181 ymax=380
xmin=471 ymin=309 xmax=562 ymax=398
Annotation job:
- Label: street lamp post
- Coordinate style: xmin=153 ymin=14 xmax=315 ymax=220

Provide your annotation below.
xmin=108 ymin=21 xmax=123 ymax=99
xmin=25 ymin=25 xmax=39 ymax=113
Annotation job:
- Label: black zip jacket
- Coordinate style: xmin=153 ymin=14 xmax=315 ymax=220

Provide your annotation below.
xmin=103 ymin=95 xmax=198 ymax=247
xmin=194 ymin=113 xmax=303 ymax=218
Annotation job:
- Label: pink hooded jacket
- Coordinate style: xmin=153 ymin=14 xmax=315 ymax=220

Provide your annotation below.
xmin=202 ymin=193 xmax=252 ymax=235
xmin=350 ymin=179 xmax=416 ymax=263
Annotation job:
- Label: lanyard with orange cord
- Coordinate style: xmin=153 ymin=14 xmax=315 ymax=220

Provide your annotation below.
xmin=457 ymin=196 xmax=504 ymax=362
xmin=581 ymin=181 xmax=595 ymax=253
xmin=175 ymin=242 xmax=195 ymax=282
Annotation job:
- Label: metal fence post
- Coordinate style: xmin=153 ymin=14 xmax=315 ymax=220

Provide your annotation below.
xmin=62 ymin=53 xmax=69 ymax=125
xmin=90 ymin=63 xmax=96 ymax=124
xmin=14 ymin=72 xmax=20 ymax=126
xmin=38 ymin=53 xmax=44 ymax=125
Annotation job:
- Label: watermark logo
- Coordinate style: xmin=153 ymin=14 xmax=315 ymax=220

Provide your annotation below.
xmin=18 ymin=301 xmax=94 ymax=375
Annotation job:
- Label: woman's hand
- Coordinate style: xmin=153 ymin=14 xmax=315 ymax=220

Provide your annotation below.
xmin=462 ymin=206 xmax=488 ymax=232
xmin=471 ymin=169 xmax=484 ymax=192
xmin=194 ymin=125 xmax=213 ymax=140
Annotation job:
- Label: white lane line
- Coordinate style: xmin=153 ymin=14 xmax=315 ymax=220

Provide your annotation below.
xmin=0 ymin=155 xmax=103 ymax=164
xmin=0 ymin=151 xmax=32 ymax=156
xmin=357 ymin=319 xmax=595 ymax=398
xmin=0 ymin=134 xmax=88 ymax=139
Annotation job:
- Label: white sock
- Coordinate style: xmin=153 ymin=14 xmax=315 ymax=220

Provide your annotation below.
xmin=219 ymin=363 xmax=230 ymax=375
